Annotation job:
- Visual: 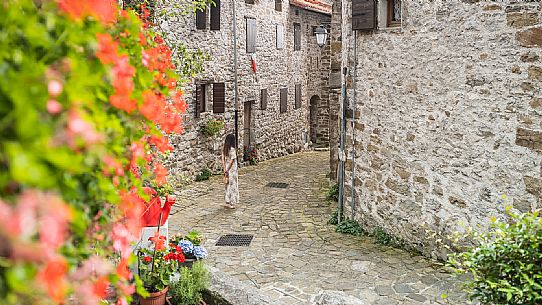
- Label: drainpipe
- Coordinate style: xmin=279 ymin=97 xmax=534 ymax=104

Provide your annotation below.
xmin=232 ymin=0 xmax=239 ymax=148
xmin=337 ymin=66 xmax=348 ymax=224
xmin=350 ymin=31 xmax=358 ymax=218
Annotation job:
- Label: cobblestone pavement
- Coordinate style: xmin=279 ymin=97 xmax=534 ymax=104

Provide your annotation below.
xmin=169 ymin=152 xmax=469 ymax=305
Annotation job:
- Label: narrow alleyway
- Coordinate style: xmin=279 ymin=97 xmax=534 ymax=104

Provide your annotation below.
xmin=169 ymin=152 xmax=468 ymax=305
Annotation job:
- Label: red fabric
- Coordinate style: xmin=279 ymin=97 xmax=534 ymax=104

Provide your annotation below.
xmin=140 ymin=195 xmax=176 ymax=227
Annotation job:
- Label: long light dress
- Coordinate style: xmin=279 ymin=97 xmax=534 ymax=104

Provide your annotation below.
xmin=224 ymin=147 xmax=239 ymax=205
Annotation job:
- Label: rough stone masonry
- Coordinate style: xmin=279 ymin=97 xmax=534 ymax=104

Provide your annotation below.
xmin=340 ymin=0 xmax=542 ymax=258
xmin=156 ymin=0 xmax=332 ymax=183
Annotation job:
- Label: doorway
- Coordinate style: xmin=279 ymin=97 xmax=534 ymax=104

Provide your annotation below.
xmin=309 ymin=95 xmax=320 ymax=144
xmin=243 ymin=101 xmax=252 ymax=148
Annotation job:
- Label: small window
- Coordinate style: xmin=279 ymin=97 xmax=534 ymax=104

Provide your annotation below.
xmin=213 ymin=83 xmax=225 ymax=113
xmin=195 ymin=83 xmax=207 ymax=117
xmin=280 ymin=88 xmax=288 ymax=113
xmin=245 ymin=0 xmax=254 ymax=4
xmin=275 ymin=0 xmax=282 ymax=11
xmin=195 ymin=7 xmax=207 ymax=30
xmin=295 ymin=84 xmax=301 ymax=109
xmin=260 ymin=88 xmax=268 ymax=110
xmin=210 ymin=0 xmax=220 ymax=30
xmin=387 ymin=0 xmax=401 ymax=27
xmin=276 ymin=24 xmax=284 ymax=49
xmin=246 ymin=18 xmax=256 ymax=53
xmin=294 ymin=23 xmax=301 ymax=51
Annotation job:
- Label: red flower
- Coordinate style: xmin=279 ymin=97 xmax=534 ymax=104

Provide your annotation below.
xmin=149 ymin=135 xmax=172 ymax=153
xmin=110 ymin=94 xmax=137 ymax=113
xmin=96 ymin=33 xmax=119 ymax=65
xmin=38 ymin=258 xmax=68 ymax=303
xmin=154 ymin=163 xmax=168 ymax=185
xmin=176 ymin=246 xmax=182 ymax=253
xmin=176 ymin=253 xmax=185 ymax=263
xmin=116 ymin=258 xmax=132 ymax=280
xmin=143 ymin=256 xmax=152 ymax=264
xmin=57 ymin=0 xmax=117 ymax=24
xmin=93 ymin=276 xmax=110 ymax=299
xmin=139 ymin=90 xmax=166 ymax=122
xmin=148 ymin=231 xmax=166 ymax=251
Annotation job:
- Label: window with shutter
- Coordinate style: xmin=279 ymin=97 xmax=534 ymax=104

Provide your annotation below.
xmin=195 ymin=83 xmax=207 ymax=117
xmin=210 ymin=0 xmax=220 ymax=30
xmin=294 ymin=23 xmax=301 ymax=51
xmin=352 ymin=0 xmax=376 ymax=31
xmin=280 ymin=88 xmax=288 ymax=113
xmin=195 ymin=7 xmax=207 ymax=30
xmin=275 ymin=0 xmax=282 ymax=11
xmin=246 ymin=18 xmax=256 ymax=53
xmin=387 ymin=0 xmax=401 ymax=28
xmin=260 ymin=88 xmax=267 ymax=110
xmin=295 ymin=84 xmax=301 ymax=109
xmin=276 ymin=24 xmax=284 ymax=49
xmin=213 ymin=83 xmax=225 ymax=113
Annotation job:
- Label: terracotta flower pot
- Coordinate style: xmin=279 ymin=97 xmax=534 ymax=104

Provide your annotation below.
xmin=140 ymin=286 xmax=168 ymax=305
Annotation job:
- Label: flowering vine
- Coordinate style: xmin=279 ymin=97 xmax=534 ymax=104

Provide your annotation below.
xmin=0 ymin=0 xmax=193 ymax=304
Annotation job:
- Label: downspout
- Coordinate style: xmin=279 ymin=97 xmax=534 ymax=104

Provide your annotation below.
xmin=232 ymin=0 xmax=239 ymax=148
xmin=350 ymin=31 xmax=358 ymax=218
xmin=337 ymin=66 xmax=348 ymax=224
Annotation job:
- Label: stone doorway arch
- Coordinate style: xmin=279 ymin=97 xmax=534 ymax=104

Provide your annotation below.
xmin=309 ymin=95 xmax=320 ymax=145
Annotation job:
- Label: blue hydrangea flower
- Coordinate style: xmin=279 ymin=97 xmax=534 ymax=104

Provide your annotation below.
xmin=178 ymin=240 xmax=194 ymax=254
xmin=193 ymin=246 xmax=208 ymax=259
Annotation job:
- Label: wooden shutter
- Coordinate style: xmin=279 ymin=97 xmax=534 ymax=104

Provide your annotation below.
xmin=195 ymin=83 xmax=206 ymax=117
xmin=213 ymin=83 xmax=225 ymax=113
xmin=352 ymin=0 xmax=376 ymax=31
xmin=210 ymin=0 xmax=220 ymax=30
xmin=260 ymin=88 xmax=267 ymax=110
xmin=294 ymin=23 xmax=301 ymax=51
xmin=276 ymin=24 xmax=284 ymax=49
xmin=196 ymin=8 xmax=206 ymax=30
xmin=295 ymin=84 xmax=301 ymax=109
xmin=246 ymin=18 xmax=256 ymax=53
xmin=245 ymin=0 xmax=254 ymax=3
xmin=280 ymin=88 xmax=287 ymax=113
xmin=275 ymin=0 xmax=282 ymax=11
xmin=195 ymin=84 xmax=201 ymax=117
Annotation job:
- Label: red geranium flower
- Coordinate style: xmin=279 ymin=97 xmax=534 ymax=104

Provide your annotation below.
xmin=143 ymin=256 xmax=152 ymax=264
xmin=148 ymin=231 xmax=166 ymax=251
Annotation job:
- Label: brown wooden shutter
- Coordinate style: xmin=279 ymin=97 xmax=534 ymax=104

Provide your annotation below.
xmin=295 ymin=84 xmax=301 ymax=109
xmin=352 ymin=0 xmax=376 ymax=31
xmin=275 ymin=0 xmax=282 ymax=11
xmin=246 ymin=18 xmax=256 ymax=53
xmin=196 ymin=8 xmax=207 ymax=30
xmin=260 ymin=88 xmax=267 ymax=110
xmin=280 ymin=88 xmax=287 ymax=113
xmin=213 ymin=83 xmax=225 ymax=113
xmin=294 ymin=23 xmax=301 ymax=51
xmin=195 ymin=84 xmax=201 ymax=117
xmin=245 ymin=0 xmax=254 ymax=3
xmin=210 ymin=0 xmax=220 ymax=30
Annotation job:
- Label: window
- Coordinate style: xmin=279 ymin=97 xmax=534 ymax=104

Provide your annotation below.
xmin=195 ymin=7 xmax=207 ymax=30
xmin=245 ymin=0 xmax=254 ymax=4
xmin=195 ymin=83 xmax=207 ymax=117
xmin=260 ymin=88 xmax=268 ymax=110
xmin=352 ymin=0 xmax=376 ymax=31
xmin=387 ymin=0 xmax=401 ymax=27
xmin=295 ymin=84 xmax=301 ymax=109
xmin=294 ymin=23 xmax=301 ymax=51
xmin=246 ymin=18 xmax=256 ymax=53
xmin=280 ymin=88 xmax=288 ymax=113
xmin=210 ymin=0 xmax=220 ymax=30
xmin=275 ymin=0 xmax=282 ymax=11
xmin=276 ymin=24 xmax=284 ymax=49
xmin=213 ymin=83 xmax=225 ymax=113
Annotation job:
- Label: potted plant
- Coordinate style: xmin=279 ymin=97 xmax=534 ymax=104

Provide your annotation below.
xmin=174 ymin=230 xmax=208 ymax=268
xmin=138 ymin=232 xmax=186 ymax=305
xmin=169 ymin=260 xmax=210 ymax=305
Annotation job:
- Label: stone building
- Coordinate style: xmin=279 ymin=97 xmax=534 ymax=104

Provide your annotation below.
xmin=338 ymin=0 xmax=542 ymax=257
xmin=159 ymin=0 xmax=332 ymax=181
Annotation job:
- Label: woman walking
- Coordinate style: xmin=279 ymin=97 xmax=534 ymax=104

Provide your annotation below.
xmin=222 ymin=133 xmax=239 ymax=209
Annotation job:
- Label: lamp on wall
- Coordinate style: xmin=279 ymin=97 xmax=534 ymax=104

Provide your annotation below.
xmin=315 ymin=25 xmax=328 ymax=48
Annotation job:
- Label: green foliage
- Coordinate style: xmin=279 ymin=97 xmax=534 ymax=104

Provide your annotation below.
xmin=328 ymin=210 xmax=339 ymax=225
xmin=326 ymin=183 xmax=339 ymax=202
xmin=195 ymin=168 xmax=212 ymax=181
xmin=372 ymin=227 xmax=393 ymax=246
xmin=151 ymin=181 xmax=174 ymax=196
xmin=170 ymin=261 xmax=210 ymax=305
xmin=336 ymin=218 xmax=364 ymax=236
xmin=200 ymin=119 xmax=224 ymax=137
xmin=447 ymin=210 xmax=542 ymax=305
xmin=184 ymin=230 xmax=205 ymax=246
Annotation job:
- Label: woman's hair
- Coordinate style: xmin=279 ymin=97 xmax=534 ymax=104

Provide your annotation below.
xmin=223 ymin=133 xmax=236 ymax=157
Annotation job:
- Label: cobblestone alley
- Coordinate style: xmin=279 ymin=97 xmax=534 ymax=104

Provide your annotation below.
xmin=169 ymin=152 xmax=469 ymax=305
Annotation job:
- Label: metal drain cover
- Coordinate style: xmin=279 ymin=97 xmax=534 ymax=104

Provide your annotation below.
xmin=215 ymin=234 xmax=254 ymax=247
xmin=266 ymin=182 xmax=289 ymax=188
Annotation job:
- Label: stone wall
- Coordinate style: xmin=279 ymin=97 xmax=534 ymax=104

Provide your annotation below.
xmin=340 ymin=0 xmax=542 ymax=258
xmin=158 ymin=0 xmax=331 ymax=183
